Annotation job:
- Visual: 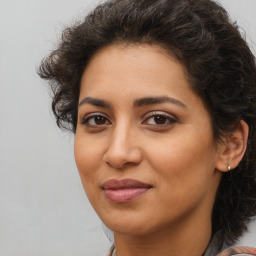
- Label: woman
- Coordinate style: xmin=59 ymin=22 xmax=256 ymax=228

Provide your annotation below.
xmin=38 ymin=0 xmax=256 ymax=255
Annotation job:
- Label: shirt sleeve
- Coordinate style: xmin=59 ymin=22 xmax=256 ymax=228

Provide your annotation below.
xmin=217 ymin=246 xmax=256 ymax=256
xmin=105 ymin=245 xmax=115 ymax=256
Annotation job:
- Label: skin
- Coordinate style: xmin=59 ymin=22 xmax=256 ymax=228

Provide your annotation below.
xmin=74 ymin=44 xmax=237 ymax=256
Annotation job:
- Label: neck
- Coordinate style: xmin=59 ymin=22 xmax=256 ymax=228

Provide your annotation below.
xmin=113 ymin=211 xmax=212 ymax=256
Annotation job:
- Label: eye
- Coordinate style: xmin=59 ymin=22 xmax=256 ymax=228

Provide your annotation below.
xmin=143 ymin=112 xmax=177 ymax=127
xmin=80 ymin=113 xmax=111 ymax=128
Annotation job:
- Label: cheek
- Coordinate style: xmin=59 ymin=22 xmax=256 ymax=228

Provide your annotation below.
xmin=74 ymin=135 xmax=102 ymax=191
xmin=147 ymin=126 xmax=217 ymax=194
xmin=146 ymin=138 xmax=218 ymax=223
xmin=74 ymin=137 xmax=107 ymax=213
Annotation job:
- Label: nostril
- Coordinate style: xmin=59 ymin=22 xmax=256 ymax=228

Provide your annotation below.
xmin=103 ymin=154 xmax=131 ymax=169
xmin=103 ymin=147 xmax=143 ymax=169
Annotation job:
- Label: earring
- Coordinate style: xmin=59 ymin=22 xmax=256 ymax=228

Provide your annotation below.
xmin=228 ymin=165 xmax=231 ymax=171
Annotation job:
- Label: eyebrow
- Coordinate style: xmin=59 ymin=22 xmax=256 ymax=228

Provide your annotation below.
xmin=79 ymin=97 xmax=111 ymax=108
xmin=134 ymin=96 xmax=187 ymax=109
xmin=78 ymin=96 xmax=187 ymax=109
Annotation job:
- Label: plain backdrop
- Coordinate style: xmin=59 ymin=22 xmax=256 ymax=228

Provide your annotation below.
xmin=0 ymin=0 xmax=255 ymax=255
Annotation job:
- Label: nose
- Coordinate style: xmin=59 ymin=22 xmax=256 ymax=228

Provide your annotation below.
xmin=103 ymin=125 xmax=143 ymax=169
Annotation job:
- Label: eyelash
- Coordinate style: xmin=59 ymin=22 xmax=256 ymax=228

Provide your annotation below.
xmin=80 ymin=112 xmax=177 ymax=129
xmin=80 ymin=113 xmax=111 ymax=128
xmin=143 ymin=112 xmax=177 ymax=127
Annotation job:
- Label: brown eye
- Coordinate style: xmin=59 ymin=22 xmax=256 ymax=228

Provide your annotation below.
xmin=154 ymin=115 xmax=167 ymax=124
xmin=80 ymin=114 xmax=111 ymax=127
xmin=143 ymin=113 xmax=177 ymax=127
xmin=94 ymin=116 xmax=107 ymax=125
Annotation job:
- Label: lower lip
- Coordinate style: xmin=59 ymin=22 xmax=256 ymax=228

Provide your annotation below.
xmin=103 ymin=188 xmax=150 ymax=203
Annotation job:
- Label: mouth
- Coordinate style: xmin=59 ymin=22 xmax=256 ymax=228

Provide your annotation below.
xmin=101 ymin=179 xmax=152 ymax=203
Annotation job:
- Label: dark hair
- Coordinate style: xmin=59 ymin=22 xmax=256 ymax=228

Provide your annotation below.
xmin=38 ymin=0 xmax=256 ymax=249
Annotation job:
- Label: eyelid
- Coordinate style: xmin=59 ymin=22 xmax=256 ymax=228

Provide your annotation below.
xmin=142 ymin=111 xmax=178 ymax=126
xmin=143 ymin=111 xmax=177 ymax=120
xmin=79 ymin=112 xmax=104 ymax=121
xmin=79 ymin=110 xmax=178 ymax=128
xmin=79 ymin=112 xmax=111 ymax=125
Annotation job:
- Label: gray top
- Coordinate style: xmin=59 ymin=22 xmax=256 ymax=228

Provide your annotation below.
xmin=104 ymin=218 xmax=256 ymax=256
xmin=105 ymin=234 xmax=256 ymax=256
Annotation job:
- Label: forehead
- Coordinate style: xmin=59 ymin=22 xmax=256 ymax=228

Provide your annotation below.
xmin=80 ymin=43 xmax=192 ymax=97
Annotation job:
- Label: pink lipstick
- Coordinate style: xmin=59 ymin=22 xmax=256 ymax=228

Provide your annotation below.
xmin=102 ymin=179 xmax=152 ymax=203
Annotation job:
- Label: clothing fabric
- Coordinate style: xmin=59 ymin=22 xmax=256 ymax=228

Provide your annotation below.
xmin=105 ymin=219 xmax=256 ymax=255
xmin=217 ymin=246 xmax=256 ymax=256
xmin=105 ymin=245 xmax=256 ymax=256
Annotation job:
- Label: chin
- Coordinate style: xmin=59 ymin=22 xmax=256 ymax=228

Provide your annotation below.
xmin=101 ymin=215 xmax=153 ymax=236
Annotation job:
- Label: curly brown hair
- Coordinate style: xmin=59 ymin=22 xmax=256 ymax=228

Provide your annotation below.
xmin=38 ymin=0 xmax=256 ymax=249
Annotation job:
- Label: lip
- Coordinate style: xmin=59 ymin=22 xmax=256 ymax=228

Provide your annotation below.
xmin=102 ymin=179 xmax=152 ymax=203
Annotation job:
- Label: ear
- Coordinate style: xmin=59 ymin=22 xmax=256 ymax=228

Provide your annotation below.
xmin=215 ymin=120 xmax=249 ymax=172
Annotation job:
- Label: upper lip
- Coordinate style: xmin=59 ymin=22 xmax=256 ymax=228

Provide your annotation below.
xmin=102 ymin=179 xmax=152 ymax=190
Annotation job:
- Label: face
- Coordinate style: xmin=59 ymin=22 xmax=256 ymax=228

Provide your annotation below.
xmin=74 ymin=44 xmax=222 ymax=236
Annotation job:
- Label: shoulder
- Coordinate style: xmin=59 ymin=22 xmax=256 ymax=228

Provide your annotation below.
xmin=205 ymin=217 xmax=256 ymax=256
xmin=105 ymin=245 xmax=115 ymax=256
xmin=218 ymin=218 xmax=256 ymax=255
xmin=233 ymin=217 xmax=256 ymax=248
xmin=217 ymin=246 xmax=256 ymax=256
xmin=105 ymin=218 xmax=256 ymax=256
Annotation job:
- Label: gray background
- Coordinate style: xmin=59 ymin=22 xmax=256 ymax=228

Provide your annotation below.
xmin=0 ymin=0 xmax=255 ymax=255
